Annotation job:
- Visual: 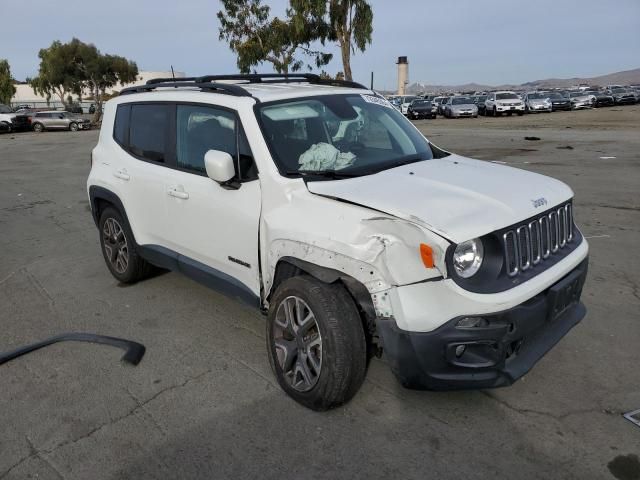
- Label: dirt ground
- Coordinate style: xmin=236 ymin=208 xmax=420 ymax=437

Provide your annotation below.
xmin=1 ymin=105 xmax=639 ymax=480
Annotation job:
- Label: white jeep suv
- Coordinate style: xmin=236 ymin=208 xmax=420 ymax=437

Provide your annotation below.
xmin=88 ymin=74 xmax=589 ymax=411
xmin=485 ymin=91 xmax=525 ymax=116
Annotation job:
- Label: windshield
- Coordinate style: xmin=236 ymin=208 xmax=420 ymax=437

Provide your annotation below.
xmin=527 ymin=93 xmax=546 ymax=99
xmin=547 ymin=93 xmax=563 ymax=99
xmin=258 ymin=94 xmax=433 ymax=178
xmin=451 ymin=97 xmax=473 ymax=105
xmin=611 ymin=88 xmax=625 ymax=93
xmin=496 ymin=93 xmax=519 ymax=100
xmin=0 ymin=104 xmax=12 ymax=113
xmin=411 ymin=100 xmax=430 ymax=106
xmin=475 ymin=96 xmax=487 ymax=102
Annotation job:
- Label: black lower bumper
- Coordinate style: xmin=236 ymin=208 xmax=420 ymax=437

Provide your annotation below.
xmin=377 ymin=259 xmax=588 ymax=390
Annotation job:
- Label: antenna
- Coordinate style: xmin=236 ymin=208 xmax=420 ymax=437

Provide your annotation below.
xmin=171 ymin=65 xmax=176 ymax=87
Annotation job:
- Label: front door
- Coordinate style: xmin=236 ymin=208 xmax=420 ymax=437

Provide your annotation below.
xmin=163 ymin=103 xmax=262 ymax=298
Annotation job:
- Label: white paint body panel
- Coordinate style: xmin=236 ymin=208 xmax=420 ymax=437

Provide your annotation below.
xmin=307 ymin=154 xmax=573 ymax=243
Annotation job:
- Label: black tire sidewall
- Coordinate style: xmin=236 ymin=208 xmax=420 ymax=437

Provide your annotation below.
xmin=98 ymin=207 xmax=141 ymax=283
xmin=266 ymin=276 xmax=367 ymax=411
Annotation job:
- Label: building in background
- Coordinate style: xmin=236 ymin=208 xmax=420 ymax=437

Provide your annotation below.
xmin=397 ymin=56 xmax=409 ymax=95
xmin=10 ymin=70 xmax=186 ymax=111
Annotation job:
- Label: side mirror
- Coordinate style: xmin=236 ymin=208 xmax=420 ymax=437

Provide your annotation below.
xmin=204 ymin=149 xmax=235 ymax=183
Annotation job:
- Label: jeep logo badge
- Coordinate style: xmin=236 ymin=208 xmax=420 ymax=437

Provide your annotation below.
xmin=531 ymin=197 xmax=548 ymax=208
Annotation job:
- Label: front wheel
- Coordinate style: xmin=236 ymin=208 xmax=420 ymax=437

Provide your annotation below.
xmin=517 ymin=111 xmax=524 ymax=116
xmin=267 ymin=276 xmax=367 ymax=411
xmin=69 ymin=122 xmax=79 ymax=131
xmin=33 ymin=122 xmax=44 ymax=133
xmin=1 ymin=121 xmax=11 ymax=133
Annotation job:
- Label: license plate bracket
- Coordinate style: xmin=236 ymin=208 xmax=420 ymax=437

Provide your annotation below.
xmin=547 ymin=267 xmax=586 ymax=322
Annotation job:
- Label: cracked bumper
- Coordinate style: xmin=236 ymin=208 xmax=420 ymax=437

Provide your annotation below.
xmin=377 ymin=259 xmax=588 ymax=390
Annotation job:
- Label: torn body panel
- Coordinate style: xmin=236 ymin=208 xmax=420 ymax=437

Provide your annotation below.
xmin=259 ymin=183 xmax=450 ymax=314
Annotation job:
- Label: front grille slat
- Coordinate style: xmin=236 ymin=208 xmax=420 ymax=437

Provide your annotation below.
xmin=502 ymin=202 xmax=575 ymax=278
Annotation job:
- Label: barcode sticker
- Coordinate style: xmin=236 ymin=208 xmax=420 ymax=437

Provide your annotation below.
xmin=360 ymin=94 xmax=393 ymax=108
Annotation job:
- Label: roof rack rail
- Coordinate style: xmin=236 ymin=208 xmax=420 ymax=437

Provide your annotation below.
xmin=119 ymin=81 xmax=253 ymax=98
xmin=119 ymin=73 xmax=369 ymax=98
xmin=195 ymin=73 xmax=368 ymax=90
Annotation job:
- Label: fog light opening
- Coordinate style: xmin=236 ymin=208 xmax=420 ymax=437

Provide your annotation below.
xmin=456 ymin=317 xmax=489 ymax=328
xmin=455 ymin=345 xmax=466 ymax=358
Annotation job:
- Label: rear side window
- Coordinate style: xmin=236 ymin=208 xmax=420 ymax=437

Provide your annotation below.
xmin=129 ymin=104 xmax=169 ymax=162
xmin=113 ymin=104 xmax=130 ymax=146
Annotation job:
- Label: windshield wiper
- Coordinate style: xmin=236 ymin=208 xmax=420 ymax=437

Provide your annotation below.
xmin=286 ymin=169 xmax=361 ymax=179
xmin=357 ymin=155 xmax=427 ymax=176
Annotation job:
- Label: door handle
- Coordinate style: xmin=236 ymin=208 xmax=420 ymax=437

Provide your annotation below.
xmin=113 ymin=169 xmax=130 ymax=181
xmin=167 ymin=187 xmax=189 ymax=200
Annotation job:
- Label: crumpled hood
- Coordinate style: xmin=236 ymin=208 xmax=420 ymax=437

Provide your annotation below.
xmin=306 ymin=154 xmax=573 ymax=244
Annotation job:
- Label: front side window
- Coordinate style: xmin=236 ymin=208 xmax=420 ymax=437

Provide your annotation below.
xmin=129 ymin=104 xmax=169 ymax=162
xmin=258 ymin=94 xmax=433 ymax=178
xmin=176 ymin=105 xmax=237 ymax=174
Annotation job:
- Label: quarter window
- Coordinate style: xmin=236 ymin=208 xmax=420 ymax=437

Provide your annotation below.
xmin=113 ymin=104 xmax=130 ymax=147
xmin=129 ymin=104 xmax=169 ymax=162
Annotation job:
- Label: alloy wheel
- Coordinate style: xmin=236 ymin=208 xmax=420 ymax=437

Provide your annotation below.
xmin=102 ymin=218 xmax=129 ymax=274
xmin=272 ymin=296 xmax=322 ymax=392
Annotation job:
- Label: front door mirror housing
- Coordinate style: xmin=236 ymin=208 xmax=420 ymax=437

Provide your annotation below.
xmin=204 ymin=150 xmax=236 ymax=184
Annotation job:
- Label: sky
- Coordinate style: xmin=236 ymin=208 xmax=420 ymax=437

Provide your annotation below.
xmin=3 ymin=0 xmax=639 ymax=89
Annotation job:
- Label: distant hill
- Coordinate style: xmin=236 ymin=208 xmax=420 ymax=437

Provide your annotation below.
xmin=405 ymin=67 xmax=640 ymax=94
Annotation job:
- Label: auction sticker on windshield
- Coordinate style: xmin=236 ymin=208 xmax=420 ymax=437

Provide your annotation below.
xmin=360 ymin=94 xmax=393 ymax=108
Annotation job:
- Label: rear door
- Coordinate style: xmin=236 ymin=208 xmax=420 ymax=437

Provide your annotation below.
xmin=163 ymin=103 xmax=261 ymax=298
xmin=110 ymin=102 xmax=176 ymax=248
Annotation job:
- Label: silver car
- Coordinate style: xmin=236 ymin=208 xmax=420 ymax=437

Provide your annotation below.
xmin=31 ymin=111 xmax=91 ymax=132
xmin=524 ymin=92 xmax=552 ymax=113
xmin=443 ymin=96 xmax=478 ymax=118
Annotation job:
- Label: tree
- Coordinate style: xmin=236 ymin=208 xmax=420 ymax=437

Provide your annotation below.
xmin=217 ymin=0 xmax=332 ymax=74
xmin=0 ymin=60 xmax=16 ymax=105
xmin=29 ymin=38 xmax=138 ymax=122
xmin=73 ymin=41 xmax=138 ymax=121
xmin=29 ymin=40 xmax=83 ymax=105
xmin=289 ymin=0 xmax=373 ymax=81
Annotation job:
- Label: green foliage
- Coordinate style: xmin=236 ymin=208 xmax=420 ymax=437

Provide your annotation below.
xmin=0 ymin=59 xmax=16 ymax=104
xmin=289 ymin=0 xmax=373 ymax=81
xmin=29 ymin=38 xmax=138 ymax=119
xmin=218 ymin=0 xmax=332 ymax=74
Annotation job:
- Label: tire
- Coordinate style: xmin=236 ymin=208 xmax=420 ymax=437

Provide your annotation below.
xmin=267 ymin=276 xmax=367 ymax=411
xmin=69 ymin=122 xmax=79 ymax=132
xmin=33 ymin=122 xmax=44 ymax=133
xmin=493 ymin=107 xmax=500 ymax=117
xmin=98 ymin=206 xmax=153 ymax=283
xmin=517 ymin=111 xmax=524 ymax=116
xmin=1 ymin=121 xmax=11 ymax=133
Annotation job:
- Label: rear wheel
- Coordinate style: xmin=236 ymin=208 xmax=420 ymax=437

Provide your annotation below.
xmin=98 ymin=207 xmax=153 ymax=283
xmin=1 ymin=121 xmax=11 ymax=133
xmin=493 ymin=107 xmax=500 ymax=117
xmin=267 ymin=276 xmax=367 ymax=411
xmin=33 ymin=122 xmax=44 ymax=133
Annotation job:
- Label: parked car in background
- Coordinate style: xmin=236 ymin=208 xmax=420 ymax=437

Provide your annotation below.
xmin=473 ymin=95 xmax=488 ymax=115
xmin=433 ymin=96 xmax=446 ymax=115
xmin=31 ymin=111 xmax=91 ymax=132
xmin=444 ymin=96 xmax=478 ymax=118
xmin=566 ymin=92 xmax=593 ymax=110
xmin=608 ymin=87 xmax=636 ymax=105
xmin=89 ymin=104 xmax=97 ymax=114
xmin=437 ymin=97 xmax=450 ymax=115
xmin=583 ymin=90 xmax=614 ymax=107
xmin=545 ymin=92 xmax=572 ymax=111
xmin=14 ymin=104 xmax=31 ymax=111
xmin=524 ymin=92 xmax=552 ymax=113
xmin=398 ymin=95 xmax=419 ymax=115
xmin=407 ymin=99 xmax=436 ymax=119
xmin=0 ymin=103 xmax=31 ymax=132
xmin=65 ymin=103 xmax=84 ymax=114
xmin=484 ymin=91 xmax=525 ymax=116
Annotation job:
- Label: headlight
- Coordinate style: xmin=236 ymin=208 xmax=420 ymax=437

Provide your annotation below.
xmin=453 ymin=238 xmax=484 ymax=278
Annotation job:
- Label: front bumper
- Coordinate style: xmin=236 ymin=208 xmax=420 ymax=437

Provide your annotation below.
xmin=377 ymin=258 xmax=588 ymax=390
xmin=495 ymin=104 xmax=524 ymax=112
xmin=551 ymin=102 xmax=572 ymax=111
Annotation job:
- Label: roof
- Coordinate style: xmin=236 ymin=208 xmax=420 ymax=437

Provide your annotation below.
xmin=118 ymin=74 xmax=372 ymax=103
